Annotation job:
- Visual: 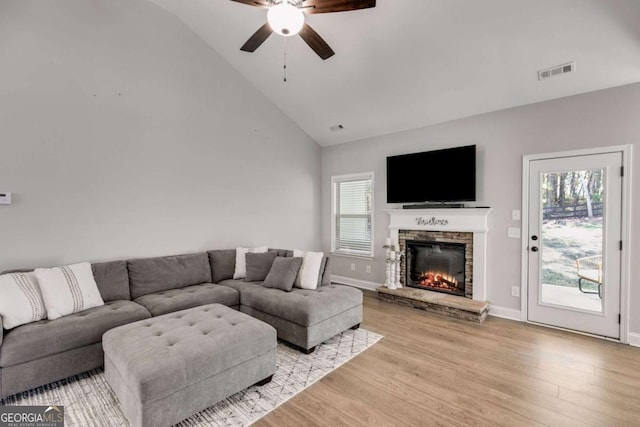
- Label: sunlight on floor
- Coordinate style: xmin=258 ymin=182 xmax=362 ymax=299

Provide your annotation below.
xmin=541 ymin=283 xmax=602 ymax=312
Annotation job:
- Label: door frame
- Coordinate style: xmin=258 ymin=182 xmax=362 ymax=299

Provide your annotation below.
xmin=520 ymin=145 xmax=633 ymax=343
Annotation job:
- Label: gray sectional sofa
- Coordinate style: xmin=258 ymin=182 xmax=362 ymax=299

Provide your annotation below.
xmin=0 ymin=248 xmax=362 ymax=399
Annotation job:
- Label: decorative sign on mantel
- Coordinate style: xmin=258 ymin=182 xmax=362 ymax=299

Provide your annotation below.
xmin=416 ymin=216 xmax=448 ymax=227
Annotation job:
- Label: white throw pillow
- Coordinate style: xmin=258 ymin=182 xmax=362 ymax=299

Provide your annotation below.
xmin=293 ymin=250 xmax=324 ymax=290
xmin=233 ymin=246 xmax=268 ymax=279
xmin=0 ymin=272 xmax=48 ymax=329
xmin=35 ymin=262 xmax=105 ymax=320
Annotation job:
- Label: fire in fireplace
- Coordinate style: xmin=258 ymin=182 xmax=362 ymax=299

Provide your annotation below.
xmin=406 ymin=240 xmax=466 ymax=296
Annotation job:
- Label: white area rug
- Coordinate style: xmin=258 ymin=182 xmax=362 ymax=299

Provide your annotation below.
xmin=1 ymin=328 xmax=383 ymax=426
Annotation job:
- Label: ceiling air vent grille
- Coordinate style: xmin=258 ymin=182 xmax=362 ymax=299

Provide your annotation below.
xmin=538 ymin=62 xmax=575 ymax=81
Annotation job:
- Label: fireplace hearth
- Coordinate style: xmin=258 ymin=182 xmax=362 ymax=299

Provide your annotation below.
xmin=406 ymin=240 xmax=466 ymax=297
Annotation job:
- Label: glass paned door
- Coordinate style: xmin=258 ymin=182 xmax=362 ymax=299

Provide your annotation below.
xmin=527 ymin=152 xmax=622 ymax=339
xmin=539 ymin=169 xmax=604 ymax=312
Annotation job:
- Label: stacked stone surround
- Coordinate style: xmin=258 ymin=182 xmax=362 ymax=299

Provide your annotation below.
xmin=398 ymin=230 xmax=474 ymax=299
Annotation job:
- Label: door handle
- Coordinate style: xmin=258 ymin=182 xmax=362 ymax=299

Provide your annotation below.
xmin=531 ymin=246 xmax=539 ymax=252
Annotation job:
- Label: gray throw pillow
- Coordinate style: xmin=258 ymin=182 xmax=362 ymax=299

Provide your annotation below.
xmin=320 ymin=257 xmax=332 ymax=286
xmin=208 ymin=249 xmax=236 ymax=283
xmin=313 ymin=257 xmax=332 ymax=287
xmin=245 ymin=251 xmax=278 ymax=282
xmin=263 ymin=257 xmax=303 ymax=291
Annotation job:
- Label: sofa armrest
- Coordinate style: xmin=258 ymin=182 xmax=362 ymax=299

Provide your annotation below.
xmin=0 ymin=315 xmax=3 ymax=346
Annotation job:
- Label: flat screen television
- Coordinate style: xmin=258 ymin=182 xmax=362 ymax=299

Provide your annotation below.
xmin=386 ymin=144 xmax=476 ymax=203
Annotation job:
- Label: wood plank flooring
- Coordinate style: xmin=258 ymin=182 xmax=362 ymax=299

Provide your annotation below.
xmin=256 ymin=292 xmax=640 ymax=427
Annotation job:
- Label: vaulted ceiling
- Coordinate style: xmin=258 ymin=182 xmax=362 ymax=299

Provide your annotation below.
xmin=148 ymin=0 xmax=640 ymax=146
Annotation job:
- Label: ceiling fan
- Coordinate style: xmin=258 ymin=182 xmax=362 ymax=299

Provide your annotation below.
xmin=230 ymin=0 xmax=376 ymax=60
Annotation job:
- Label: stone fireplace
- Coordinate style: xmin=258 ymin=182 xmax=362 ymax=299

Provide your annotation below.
xmin=404 ymin=238 xmax=469 ymax=297
xmin=386 ymin=208 xmax=492 ymax=302
xmin=400 ymin=230 xmax=473 ymax=298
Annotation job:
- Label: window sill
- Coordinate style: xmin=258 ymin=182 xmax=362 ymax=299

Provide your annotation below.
xmin=330 ymin=252 xmax=375 ymax=260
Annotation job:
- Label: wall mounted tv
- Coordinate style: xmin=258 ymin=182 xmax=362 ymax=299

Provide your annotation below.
xmin=386 ymin=144 xmax=476 ymax=204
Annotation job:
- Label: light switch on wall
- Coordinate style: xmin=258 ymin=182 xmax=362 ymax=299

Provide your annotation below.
xmin=512 ymin=210 xmax=521 ymax=221
xmin=508 ymin=227 xmax=521 ymax=239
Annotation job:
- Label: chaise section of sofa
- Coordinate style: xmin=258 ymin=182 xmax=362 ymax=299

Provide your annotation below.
xmin=0 ymin=261 xmax=151 ymax=398
xmin=128 ymin=252 xmax=240 ymax=317
xmin=214 ymin=247 xmax=361 ymax=353
xmin=237 ymin=283 xmax=362 ymax=352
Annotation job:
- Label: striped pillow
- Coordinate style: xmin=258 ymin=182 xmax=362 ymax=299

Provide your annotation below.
xmin=35 ymin=262 xmax=104 ymax=320
xmin=0 ymin=272 xmax=48 ymax=329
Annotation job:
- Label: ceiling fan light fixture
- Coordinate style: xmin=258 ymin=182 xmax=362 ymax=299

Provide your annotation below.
xmin=267 ymin=2 xmax=304 ymax=37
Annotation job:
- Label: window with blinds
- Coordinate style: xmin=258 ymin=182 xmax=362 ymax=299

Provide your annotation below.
xmin=331 ymin=173 xmax=374 ymax=257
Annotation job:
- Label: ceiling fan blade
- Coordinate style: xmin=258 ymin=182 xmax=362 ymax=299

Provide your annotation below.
xmin=240 ymin=23 xmax=273 ymax=52
xmin=298 ymin=24 xmax=335 ymax=60
xmin=228 ymin=0 xmax=269 ymax=8
xmin=301 ymin=0 xmax=375 ymax=14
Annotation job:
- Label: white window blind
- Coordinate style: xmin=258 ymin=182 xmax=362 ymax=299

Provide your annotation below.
xmin=332 ymin=173 xmax=374 ymax=257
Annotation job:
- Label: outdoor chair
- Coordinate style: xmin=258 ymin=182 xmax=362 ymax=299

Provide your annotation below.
xmin=575 ymin=255 xmax=602 ymax=298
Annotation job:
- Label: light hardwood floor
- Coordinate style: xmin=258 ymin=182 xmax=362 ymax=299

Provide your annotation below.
xmin=257 ymin=292 xmax=640 ymax=427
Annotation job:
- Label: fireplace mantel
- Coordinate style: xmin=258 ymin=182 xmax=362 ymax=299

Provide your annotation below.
xmin=385 ymin=208 xmax=492 ymax=233
xmin=386 ymin=208 xmax=493 ymax=301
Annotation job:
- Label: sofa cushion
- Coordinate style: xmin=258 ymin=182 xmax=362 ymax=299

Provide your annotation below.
xmin=216 ymin=279 xmax=262 ymax=293
xmin=208 ymin=249 xmax=236 ymax=283
xmin=263 ymin=257 xmax=303 ymax=292
xmin=128 ymin=253 xmax=212 ymax=300
xmin=134 ymin=283 xmax=239 ymax=317
xmin=240 ymin=284 xmax=363 ymax=327
xmin=245 ymin=252 xmax=277 ymax=282
xmin=0 ymin=300 xmax=150 ymax=367
xmin=92 ymin=260 xmax=130 ymax=302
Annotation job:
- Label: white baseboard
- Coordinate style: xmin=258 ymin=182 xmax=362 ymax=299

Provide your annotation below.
xmin=628 ymin=332 xmax=640 ymax=347
xmin=489 ymin=305 xmax=522 ymax=321
xmin=331 ymin=275 xmax=381 ymax=292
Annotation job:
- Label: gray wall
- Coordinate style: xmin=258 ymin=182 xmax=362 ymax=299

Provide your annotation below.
xmin=322 ymin=83 xmax=640 ymax=331
xmin=0 ymin=0 xmax=321 ymax=271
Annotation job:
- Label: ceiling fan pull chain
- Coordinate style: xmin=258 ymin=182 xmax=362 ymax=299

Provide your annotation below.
xmin=283 ymin=36 xmax=287 ymax=82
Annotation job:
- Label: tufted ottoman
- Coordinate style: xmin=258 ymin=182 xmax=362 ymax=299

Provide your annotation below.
xmin=102 ymin=304 xmax=277 ymax=427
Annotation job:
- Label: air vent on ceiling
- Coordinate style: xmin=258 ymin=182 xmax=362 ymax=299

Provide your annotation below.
xmin=538 ymin=62 xmax=575 ymax=81
xmin=330 ymin=124 xmax=345 ymax=132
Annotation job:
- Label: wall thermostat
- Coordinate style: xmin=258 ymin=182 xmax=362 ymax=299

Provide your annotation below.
xmin=0 ymin=192 xmax=12 ymax=205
